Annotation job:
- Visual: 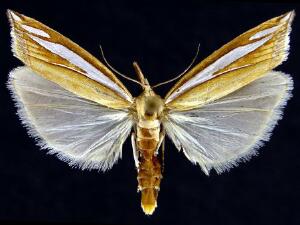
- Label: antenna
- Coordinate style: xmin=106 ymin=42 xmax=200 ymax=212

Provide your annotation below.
xmin=99 ymin=45 xmax=143 ymax=87
xmin=152 ymin=43 xmax=200 ymax=88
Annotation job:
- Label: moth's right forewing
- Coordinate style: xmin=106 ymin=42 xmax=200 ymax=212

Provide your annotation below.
xmin=165 ymin=11 xmax=294 ymax=110
xmin=8 ymin=10 xmax=133 ymax=109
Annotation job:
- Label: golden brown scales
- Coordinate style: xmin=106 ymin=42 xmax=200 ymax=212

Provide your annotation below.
xmin=7 ymin=9 xmax=294 ymax=215
xmin=134 ymin=63 xmax=164 ymax=214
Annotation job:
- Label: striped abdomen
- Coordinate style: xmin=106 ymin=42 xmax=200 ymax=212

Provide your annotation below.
xmin=136 ymin=119 xmax=162 ymax=215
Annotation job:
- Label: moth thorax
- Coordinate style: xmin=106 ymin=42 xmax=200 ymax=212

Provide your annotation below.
xmin=142 ymin=95 xmax=164 ymax=119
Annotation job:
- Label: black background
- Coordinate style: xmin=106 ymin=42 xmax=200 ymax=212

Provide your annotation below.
xmin=0 ymin=1 xmax=299 ymax=225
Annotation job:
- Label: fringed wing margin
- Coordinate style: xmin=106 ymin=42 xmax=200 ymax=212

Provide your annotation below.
xmin=8 ymin=67 xmax=133 ymax=171
xmin=163 ymin=71 xmax=293 ymax=175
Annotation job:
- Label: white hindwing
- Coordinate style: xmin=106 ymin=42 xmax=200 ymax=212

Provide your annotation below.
xmin=163 ymin=71 xmax=293 ymax=175
xmin=8 ymin=67 xmax=133 ymax=171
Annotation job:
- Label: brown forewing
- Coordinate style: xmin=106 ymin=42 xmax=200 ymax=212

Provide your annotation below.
xmin=8 ymin=10 xmax=133 ymax=109
xmin=165 ymin=11 xmax=294 ymax=110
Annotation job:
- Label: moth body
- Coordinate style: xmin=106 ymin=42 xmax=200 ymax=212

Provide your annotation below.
xmin=134 ymin=67 xmax=164 ymax=215
xmin=7 ymin=10 xmax=295 ymax=216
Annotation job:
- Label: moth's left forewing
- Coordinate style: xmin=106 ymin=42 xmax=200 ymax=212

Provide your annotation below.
xmin=165 ymin=11 xmax=294 ymax=110
xmin=8 ymin=11 xmax=135 ymax=171
xmin=8 ymin=10 xmax=133 ymax=109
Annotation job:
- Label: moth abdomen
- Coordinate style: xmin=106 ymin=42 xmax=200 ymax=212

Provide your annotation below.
xmin=136 ymin=122 xmax=162 ymax=215
xmin=138 ymin=157 xmax=162 ymax=214
xmin=137 ymin=154 xmax=162 ymax=215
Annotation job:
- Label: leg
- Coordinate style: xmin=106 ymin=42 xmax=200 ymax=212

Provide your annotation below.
xmin=154 ymin=130 xmax=165 ymax=156
xmin=161 ymin=138 xmax=165 ymax=173
xmin=131 ymin=132 xmax=139 ymax=169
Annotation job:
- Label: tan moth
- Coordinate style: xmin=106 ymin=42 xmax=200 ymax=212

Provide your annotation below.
xmin=7 ymin=10 xmax=294 ymax=215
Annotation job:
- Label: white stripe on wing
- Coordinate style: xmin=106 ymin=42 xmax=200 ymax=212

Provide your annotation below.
xmin=29 ymin=35 xmax=132 ymax=102
xmin=166 ymin=35 xmax=272 ymax=103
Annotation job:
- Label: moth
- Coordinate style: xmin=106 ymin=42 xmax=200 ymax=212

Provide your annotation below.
xmin=7 ymin=9 xmax=294 ymax=215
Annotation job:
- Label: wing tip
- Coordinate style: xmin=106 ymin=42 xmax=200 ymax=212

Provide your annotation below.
xmin=279 ymin=10 xmax=295 ymax=64
xmin=7 ymin=10 xmax=19 ymax=60
xmin=7 ymin=9 xmax=23 ymax=24
xmin=282 ymin=10 xmax=296 ymax=24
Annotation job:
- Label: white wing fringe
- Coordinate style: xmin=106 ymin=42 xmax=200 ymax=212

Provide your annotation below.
xmin=164 ymin=71 xmax=293 ymax=175
xmin=8 ymin=66 xmax=133 ymax=171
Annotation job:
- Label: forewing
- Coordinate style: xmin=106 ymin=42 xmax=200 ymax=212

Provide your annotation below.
xmin=8 ymin=67 xmax=133 ymax=170
xmin=163 ymin=71 xmax=293 ymax=175
xmin=165 ymin=11 xmax=294 ymax=110
xmin=8 ymin=10 xmax=133 ymax=109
